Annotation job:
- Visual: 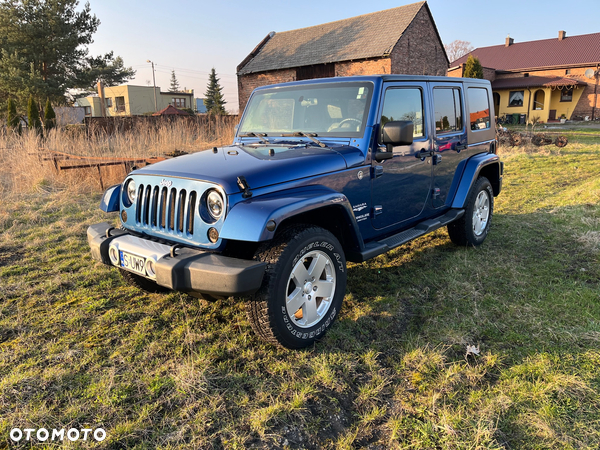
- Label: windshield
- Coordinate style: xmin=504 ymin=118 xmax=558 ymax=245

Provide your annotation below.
xmin=239 ymin=82 xmax=373 ymax=138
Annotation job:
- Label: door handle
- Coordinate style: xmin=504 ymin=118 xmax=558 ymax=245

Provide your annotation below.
xmin=416 ymin=149 xmax=433 ymax=161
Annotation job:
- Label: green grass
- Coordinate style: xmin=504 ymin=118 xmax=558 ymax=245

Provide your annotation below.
xmin=1 ymin=137 xmax=599 ymax=449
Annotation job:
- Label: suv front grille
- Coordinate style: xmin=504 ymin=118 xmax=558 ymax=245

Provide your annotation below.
xmin=135 ymin=184 xmax=198 ymax=236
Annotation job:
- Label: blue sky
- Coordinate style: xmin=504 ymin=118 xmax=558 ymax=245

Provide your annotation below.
xmin=87 ymin=0 xmax=599 ymax=113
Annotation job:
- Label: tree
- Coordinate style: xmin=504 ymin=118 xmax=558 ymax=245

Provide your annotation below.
xmin=444 ymin=40 xmax=474 ymax=64
xmin=44 ymin=98 xmax=56 ymax=131
xmin=463 ymin=55 xmax=484 ymax=79
xmin=0 ymin=1 xmax=135 ymax=109
xmin=27 ymin=95 xmax=42 ymax=134
xmin=7 ymin=98 xmax=20 ymax=131
xmin=169 ymin=70 xmax=181 ymax=92
xmin=203 ymin=68 xmax=227 ymax=115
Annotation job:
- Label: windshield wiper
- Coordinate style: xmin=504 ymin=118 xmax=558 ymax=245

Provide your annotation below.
xmin=280 ymin=132 xmax=326 ymax=148
xmin=239 ymin=132 xmax=271 ymax=144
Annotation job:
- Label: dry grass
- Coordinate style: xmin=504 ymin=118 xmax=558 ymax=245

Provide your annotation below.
xmin=0 ymin=119 xmax=236 ymax=198
xmin=0 ymin=129 xmax=599 ymax=448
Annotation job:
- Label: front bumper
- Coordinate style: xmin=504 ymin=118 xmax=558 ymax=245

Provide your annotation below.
xmin=87 ymin=222 xmax=266 ymax=297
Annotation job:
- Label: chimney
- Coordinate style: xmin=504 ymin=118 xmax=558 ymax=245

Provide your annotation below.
xmin=505 ymin=35 xmax=514 ymax=47
xmin=558 ymin=30 xmax=566 ymax=41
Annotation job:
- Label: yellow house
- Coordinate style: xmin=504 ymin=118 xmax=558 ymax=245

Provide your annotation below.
xmin=77 ymin=85 xmax=194 ymax=117
xmin=491 ymin=76 xmax=586 ymax=123
xmin=449 ymin=31 xmax=600 ymax=122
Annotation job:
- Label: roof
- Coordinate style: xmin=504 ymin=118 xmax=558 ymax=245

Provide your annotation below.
xmin=238 ymin=2 xmax=432 ymax=75
xmin=454 ymin=32 xmax=600 ymax=71
xmin=491 ymin=76 xmax=587 ymax=90
xmin=152 ymin=105 xmax=189 ymax=116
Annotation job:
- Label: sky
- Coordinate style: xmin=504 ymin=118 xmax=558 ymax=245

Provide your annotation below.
xmin=86 ymin=0 xmax=600 ymax=113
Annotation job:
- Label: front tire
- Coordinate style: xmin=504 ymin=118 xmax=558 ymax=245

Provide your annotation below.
xmin=447 ymin=176 xmax=494 ymax=247
xmin=245 ymin=226 xmax=347 ymax=349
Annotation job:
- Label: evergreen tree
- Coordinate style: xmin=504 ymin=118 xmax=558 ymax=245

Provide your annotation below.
xmin=27 ymin=95 xmax=42 ymax=134
xmin=463 ymin=55 xmax=484 ymax=79
xmin=7 ymin=98 xmax=20 ymax=131
xmin=0 ymin=1 xmax=135 ymax=109
xmin=169 ymin=70 xmax=180 ymax=92
xmin=203 ymin=68 xmax=227 ymax=115
xmin=44 ymin=98 xmax=56 ymax=131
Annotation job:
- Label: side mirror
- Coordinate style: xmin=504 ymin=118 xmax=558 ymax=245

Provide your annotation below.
xmin=375 ymin=121 xmax=413 ymax=161
xmin=380 ymin=120 xmax=414 ymax=147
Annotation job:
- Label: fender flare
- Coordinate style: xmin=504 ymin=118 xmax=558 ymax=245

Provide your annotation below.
xmin=219 ymin=186 xmax=362 ymax=244
xmin=451 ymin=153 xmax=502 ymax=209
xmin=100 ymin=184 xmax=121 ymax=212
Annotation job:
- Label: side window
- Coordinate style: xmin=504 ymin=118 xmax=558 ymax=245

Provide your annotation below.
xmin=433 ymin=88 xmax=462 ymax=134
xmin=467 ymin=88 xmax=491 ymax=130
xmin=380 ymin=88 xmax=424 ymax=138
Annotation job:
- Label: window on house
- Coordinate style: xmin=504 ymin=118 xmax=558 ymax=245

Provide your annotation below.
xmin=508 ymin=91 xmax=524 ymax=107
xmin=296 ymin=64 xmax=335 ymax=81
xmin=84 ymin=106 xmax=91 ymax=116
xmin=467 ymin=88 xmax=491 ymax=130
xmin=172 ymin=98 xmax=186 ymax=108
xmin=524 ymin=73 xmax=529 ymax=77
xmin=433 ymin=88 xmax=463 ymax=134
xmin=381 ymin=88 xmax=425 ymax=137
xmin=565 ymin=69 xmax=571 ymax=75
xmin=115 ymin=96 xmax=126 ymax=112
xmin=105 ymin=98 xmax=112 ymax=107
xmin=560 ymin=87 xmax=573 ymax=102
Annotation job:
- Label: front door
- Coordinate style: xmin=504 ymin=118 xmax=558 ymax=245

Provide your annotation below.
xmin=371 ymin=83 xmax=433 ymax=230
xmin=430 ymin=83 xmax=468 ymax=208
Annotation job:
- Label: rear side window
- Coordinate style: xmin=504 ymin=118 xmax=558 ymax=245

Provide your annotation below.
xmin=468 ymin=88 xmax=491 ymax=130
xmin=433 ymin=88 xmax=462 ymax=134
xmin=380 ymin=88 xmax=425 ymax=138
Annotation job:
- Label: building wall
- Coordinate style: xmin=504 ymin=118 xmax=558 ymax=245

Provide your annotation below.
xmin=495 ymin=67 xmax=599 ymax=119
xmin=82 ymin=85 xmax=193 ymax=117
xmin=237 ymin=68 xmax=297 ymax=114
xmin=494 ymin=85 xmax=585 ymax=122
xmin=447 ymin=64 xmax=496 ymax=81
xmin=390 ymin=6 xmax=447 ymax=77
xmin=335 ymin=58 xmax=391 ymax=77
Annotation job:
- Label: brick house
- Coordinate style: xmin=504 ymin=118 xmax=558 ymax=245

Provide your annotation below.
xmin=449 ymin=32 xmax=600 ymax=122
xmin=236 ymin=1 xmax=448 ymax=112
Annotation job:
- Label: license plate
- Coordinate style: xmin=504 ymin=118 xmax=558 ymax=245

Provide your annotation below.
xmin=119 ymin=250 xmax=146 ymax=276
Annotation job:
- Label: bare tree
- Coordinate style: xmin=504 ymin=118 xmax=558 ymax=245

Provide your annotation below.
xmin=444 ymin=40 xmax=474 ymax=64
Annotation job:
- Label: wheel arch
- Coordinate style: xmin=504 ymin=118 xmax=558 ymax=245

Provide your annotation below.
xmin=451 ymin=154 xmax=503 ymax=209
xmin=219 ymin=186 xmax=364 ymax=254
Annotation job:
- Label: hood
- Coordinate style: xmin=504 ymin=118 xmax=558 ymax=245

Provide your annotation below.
xmin=132 ymin=144 xmax=364 ymax=193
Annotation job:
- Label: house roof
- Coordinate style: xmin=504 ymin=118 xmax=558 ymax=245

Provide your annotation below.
xmin=454 ymin=32 xmax=600 ymax=71
xmin=491 ymin=76 xmax=587 ymax=90
xmin=237 ymin=1 xmax=433 ymax=75
xmin=152 ymin=105 xmax=189 ymax=116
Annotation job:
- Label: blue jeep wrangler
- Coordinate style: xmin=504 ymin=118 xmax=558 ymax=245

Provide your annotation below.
xmin=88 ymin=75 xmax=502 ymax=349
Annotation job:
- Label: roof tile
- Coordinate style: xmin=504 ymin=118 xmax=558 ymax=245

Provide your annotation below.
xmin=454 ymin=32 xmax=600 ymax=71
xmin=238 ymin=2 xmax=426 ymax=75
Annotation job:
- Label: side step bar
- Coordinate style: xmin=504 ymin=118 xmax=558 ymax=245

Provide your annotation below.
xmin=347 ymin=209 xmax=465 ymax=263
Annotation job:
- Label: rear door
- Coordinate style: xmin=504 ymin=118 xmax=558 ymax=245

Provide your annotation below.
xmin=429 ymin=82 xmax=468 ymax=209
xmin=371 ymin=82 xmax=433 ymax=230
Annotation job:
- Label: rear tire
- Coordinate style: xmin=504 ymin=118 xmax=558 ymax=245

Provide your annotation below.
xmin=119 ymin=269 xmax=170 ymax=293
xmin=246 ymin=225 xmax=347 ymax=349
xmin=447 ymin=176 xmax=494 ymax=247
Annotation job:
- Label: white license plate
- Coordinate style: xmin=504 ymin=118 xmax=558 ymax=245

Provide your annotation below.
xmin=119 ymin=250 xmax=146 ymax=276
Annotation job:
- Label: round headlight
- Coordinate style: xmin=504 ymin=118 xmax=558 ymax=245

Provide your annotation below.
xmin=126 ymin=180 xmax=137 ymax=204
xmin=207 ymin=190 xmax=224 ymax=219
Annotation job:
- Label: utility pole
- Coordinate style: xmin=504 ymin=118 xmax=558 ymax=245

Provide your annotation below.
xmin=147 ymin=60 xmax=158 ymax=112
